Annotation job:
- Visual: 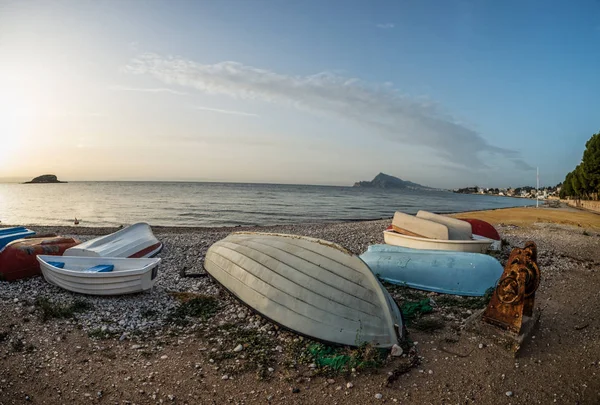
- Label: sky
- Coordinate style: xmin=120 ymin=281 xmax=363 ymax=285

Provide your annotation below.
xmin=0 ymin=0 xmax=599 ymax=188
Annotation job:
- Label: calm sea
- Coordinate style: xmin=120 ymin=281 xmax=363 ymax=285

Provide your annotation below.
xmin=0 ymin=182 xmax=536 ymax=227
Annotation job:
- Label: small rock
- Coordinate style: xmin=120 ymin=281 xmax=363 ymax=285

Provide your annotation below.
xmin=160 ymin=355 xmax=168 ymax=360
xmin=309 ymin=363 xmax=316 ymax=368
xmin=167 ymin=394 xmax=175 ymax=401
xmin=375 ymin=393 xmax=383 ymax=400
xmin=506 ymin=391 xmax=513 ymax=397
xmin=391 ymin=344 xmax=403 ymax=357
xmin=478 ymin=343 xmax=484 ymax=349
xmin=428 ymin=370 xmax=433 ymax=375
xmin=268 ymin=367 xmax=274 ymax=372
xmin=327 ymin=379 xmax=335 ymax=385
xmin=233 ymin=344 xmax=243 ymax=352
xmin=292 ymin=388 xmax=300 ymax=394
xmin=131 ymin=345 xmax=142 ymax=350
xmin=346 ymin=382 xmax=353 ymax=389
xmin=275 ymin=345 xmax=283 ymax=353
xmin=221 ymin=375 xmax=229 ymax=380
xmin=336 ymin=386 xmax=342 ymax=391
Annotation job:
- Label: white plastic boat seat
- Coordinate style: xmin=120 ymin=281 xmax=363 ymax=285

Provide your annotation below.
xmin=392 ymin=211 xmax=449 ymax=240
xmin=416 ymin=210 xmax=472 ymax=240
xmin=83 ymin=264 xmax=114 ymax=273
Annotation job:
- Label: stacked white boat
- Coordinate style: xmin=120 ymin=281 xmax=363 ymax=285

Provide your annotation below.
xmin=383 ymin=211 xmax=494 ymax=253
xmin=37 ymin=223 xmax=162 ymax=295
xmin=359 ymin=210 xmax=504 ymax=297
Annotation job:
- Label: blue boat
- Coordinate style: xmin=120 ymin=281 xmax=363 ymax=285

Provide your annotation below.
xmin=0 ymin=227 xmax=36 ymax=251
xmin=359 ymin=244 xmax=503 ymax=297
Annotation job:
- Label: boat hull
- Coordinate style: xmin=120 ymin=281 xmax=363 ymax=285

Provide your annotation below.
xmin=0 ymin=227 xmax=36 ymax=251
xmin=204 ymin=232 xmax=404 ymax=348
xmin=0 ymin=236 xmax=80 ymax=281
xmin=64 ymin=223 xmax=162 ymax=258
xmin=37 ymin=255 xmax=160 ymax=295
xmin=360 ymin=244 xmax=503 ymax=296
xmin=383 ymin=229 xmax=492 ymax=253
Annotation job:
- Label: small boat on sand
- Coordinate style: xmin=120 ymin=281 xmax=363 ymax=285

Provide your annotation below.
xmin=204 ymin=232 xmax=404 ymax=348
xmin=0 ymin=227 xmax=36 ymax=251
xmin=37 ymin=255 xmax=161 ymax=295
xmin=360 ymin=244 xmax=503 ymax=296
xmin=0 ymin=236 xmax=80 ymax=281
xmin=64 ymin=223 xmax=162 ymax=258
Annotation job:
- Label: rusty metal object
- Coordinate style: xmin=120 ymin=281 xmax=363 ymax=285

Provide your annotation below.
xmin=482 ymin=241 xmax=540 ymax=334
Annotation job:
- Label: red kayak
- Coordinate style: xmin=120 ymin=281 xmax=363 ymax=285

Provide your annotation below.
xmin=0 ymin=236 xmax=80 ymax=281
xmin=459 ymin=218 xmax=500 ymax=241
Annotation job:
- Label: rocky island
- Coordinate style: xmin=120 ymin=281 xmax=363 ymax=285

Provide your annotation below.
xmin=353 ymin=172 xmax=431 ymax=189
xmin=24 ymin=174 xmax=67 ymax=184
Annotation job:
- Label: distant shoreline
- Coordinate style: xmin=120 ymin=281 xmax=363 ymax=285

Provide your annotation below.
xmin=0 ymin=203 xmax=543 ymax=231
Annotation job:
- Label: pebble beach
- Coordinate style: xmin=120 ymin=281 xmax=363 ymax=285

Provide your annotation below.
xmin=1 ymin=206 xmax=600 ymax=404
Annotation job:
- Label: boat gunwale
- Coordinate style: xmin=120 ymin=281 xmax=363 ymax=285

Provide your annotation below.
xmin=383 ymin=229 xmax=493 ymax=245
xmin=37 ymin=255 xmax=160 ymax=277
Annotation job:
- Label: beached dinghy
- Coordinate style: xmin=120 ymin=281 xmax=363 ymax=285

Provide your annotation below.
xmin=0 ymin=227 xmax=36 ymax=251
xmin=204 ymin=232 xmax=404 ymax=348
xmin=37 ymin=255 xmax=161 ymax=295
xmin=360 ymin=245 xmax=503 ymax=296
xmin=383 ymin=227 xmax=493 ymax=253
xmin=0 ymin=236 xmax=80 ymax=281
xmin=64 ymin=223 xmax=162 ymax=258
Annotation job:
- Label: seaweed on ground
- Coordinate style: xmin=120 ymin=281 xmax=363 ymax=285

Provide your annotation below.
xmin=34 ymin=297 xmax=93 ymax=322
xmin=307 ymin=342 xmax=387 ymax=374
xmin=166 ymin=294 xmax=219 ymax=326
xmin=434 ymin=289 xmax=494 ymax=310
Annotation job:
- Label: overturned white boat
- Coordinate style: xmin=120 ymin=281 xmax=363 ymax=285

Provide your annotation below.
xmin=37 ymin=255 xmax=161 ymax=295
xmin=64 ymin=223 xmax=162 ymax=258
xmin=204 ymin=232 xmax=404 ymax=348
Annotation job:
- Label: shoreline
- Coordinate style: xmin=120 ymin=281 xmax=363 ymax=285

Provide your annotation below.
xmin=1 ymin=203 xmax=545 ymax=234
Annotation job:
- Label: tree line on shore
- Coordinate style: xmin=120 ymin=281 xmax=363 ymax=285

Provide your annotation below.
xmin=560 ymin=132 xmax=600 ymax=200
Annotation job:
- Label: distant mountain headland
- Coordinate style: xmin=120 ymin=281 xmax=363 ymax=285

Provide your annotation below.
xmin=353 ymin=173 xmax=432 ymax=189
xmin=24 ymin=174 xmax=67 ymax=184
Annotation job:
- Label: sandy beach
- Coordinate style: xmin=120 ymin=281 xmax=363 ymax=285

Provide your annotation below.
xmin=1 ymin=206 xmax=599 ymax=404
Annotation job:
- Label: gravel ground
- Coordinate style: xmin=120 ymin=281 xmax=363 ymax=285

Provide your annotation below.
xmin=1 ymin=216 xmax=599 ymax=404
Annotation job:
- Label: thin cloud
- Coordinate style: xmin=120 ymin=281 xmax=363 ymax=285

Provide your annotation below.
xmin=376 ymin=23 xmax=395 ymax=29
xmin=109 ymin=85 xmax=187 ymax=95
xmin=194 ymin=106 xmax=258 ymax=117
xmin=126 ymin=53 xmax=533 ymax=171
